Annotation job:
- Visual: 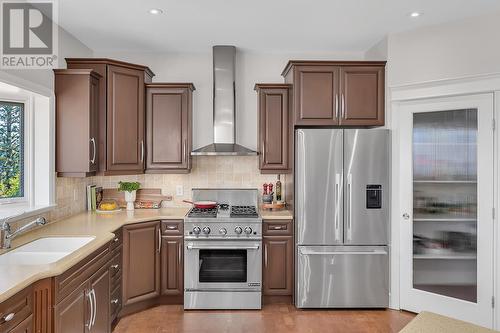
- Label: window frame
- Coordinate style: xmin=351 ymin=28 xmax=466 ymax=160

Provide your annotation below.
xmin=0 ymin=95 xmax=32 ymax=205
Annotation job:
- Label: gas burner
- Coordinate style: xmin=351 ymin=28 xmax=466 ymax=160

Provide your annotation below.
xmin=188 ymin=207 xmax=218 ymax=218
xmin=230 ymin=205 xmax=258 ymax=218
xmin=218 ymin=203 xmax=229 ymax=210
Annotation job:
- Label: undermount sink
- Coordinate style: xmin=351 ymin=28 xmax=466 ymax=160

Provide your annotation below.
xmin=0 ymin=236 xmax=95 ymax=266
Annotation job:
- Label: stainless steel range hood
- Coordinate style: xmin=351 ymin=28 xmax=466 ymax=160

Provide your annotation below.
xmin=191 ymin=46 xmax=257 ymax=156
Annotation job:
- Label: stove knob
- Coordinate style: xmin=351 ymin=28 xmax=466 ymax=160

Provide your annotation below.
xmin=244 ymin=227 xmax=253 ymax=235
xmin=219 ymin=228 xmax=227 ymax=235
xmin=192 ymin=227 xmax=201 ymax=235
xmin=202 ymin=227 xmax=211 ymax=235
xmin=234 ymin=226 xmax=243 ymax=234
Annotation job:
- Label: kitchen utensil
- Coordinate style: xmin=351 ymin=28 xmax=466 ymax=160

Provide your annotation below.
xmin=183 ymin=200 xmax=218 ymax=209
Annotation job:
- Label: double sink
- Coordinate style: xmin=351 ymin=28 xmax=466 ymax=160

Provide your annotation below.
xmin=0 ymin=236 xmax=95 ymax=266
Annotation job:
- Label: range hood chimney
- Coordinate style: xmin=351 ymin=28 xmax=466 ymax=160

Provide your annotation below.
xmin=191 ymin=46 xmax=257 ymax=156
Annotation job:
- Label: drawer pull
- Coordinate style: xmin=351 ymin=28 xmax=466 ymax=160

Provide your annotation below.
xmin=166 ymin=225 xmax=178 ymax=230
xmin=113 ymin=237 xmax=119 ymax=242
xmin=3 ymin=313 xmax=15 ymax=322
xmin=111 ymin=299 xmax=119 ymax=305
xmin=270 ymin=225 xmax=285 ymax=230
xmin=111 ymin=264 xmax=119 ymax=269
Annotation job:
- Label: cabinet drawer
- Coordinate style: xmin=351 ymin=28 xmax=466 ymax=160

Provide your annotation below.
xmin=111 ymin=272 xmax=122 ymax=293
xmin=110 ymin=285 xmax=121 ymax=322
xmin=0 ymin=286 xmax=32 ymax=333
xmin=110 ymin=229 xmax=123 ymax=252
xmin=161 ymin=220 xmax=183 ymax=236
xmin=263 ymin=220 xmax=293 ymax=236
xmin=109 ymin=250 xmax=122 ymax=280
xmin=54 ymin=243 xmax=110 ymax=303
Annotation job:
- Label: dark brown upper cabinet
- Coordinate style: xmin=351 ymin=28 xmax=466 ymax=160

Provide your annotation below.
xmin=339 ymin=66 xmax=385 ymax=126
xmin=145 ymin=83 xmax=195 ymax=173
xmin=54 ymin=69 xmax=100 ymax=177
xmin=282 ymin=61 xmax=386 ymax=127
xmin=255 ymin=84 xmax=292 ymax=174
xmin=65 ymin=58 xmax=155 ymax=175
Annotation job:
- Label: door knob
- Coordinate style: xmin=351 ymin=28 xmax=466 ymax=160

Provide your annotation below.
xmin=402 ymin=213 xmax=410 ymax=220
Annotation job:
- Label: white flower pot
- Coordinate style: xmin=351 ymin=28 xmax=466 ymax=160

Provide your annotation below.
xmin=124 ymin=190 xmax=136 ymax=211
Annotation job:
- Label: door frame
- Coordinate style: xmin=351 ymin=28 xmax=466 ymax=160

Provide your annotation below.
xmin=390 ymin=73 xmax=500 ymax=329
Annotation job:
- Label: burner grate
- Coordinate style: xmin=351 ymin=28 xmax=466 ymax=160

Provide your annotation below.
xmin=188 ymin=207 xmax=218 ymax=218
xmin=230 ymin=205 xmax=258 ymax=218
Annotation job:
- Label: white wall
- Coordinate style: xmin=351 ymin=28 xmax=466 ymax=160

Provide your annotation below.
xmin=0 ymin=27 xmax=93 ymax=91
xmin=94 ymin=50 xmax=364 ymax=150
xmin=387 ymin=10 xmax=500 ymax=87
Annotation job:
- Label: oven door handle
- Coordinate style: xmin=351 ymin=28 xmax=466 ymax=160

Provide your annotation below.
xmin=186 ymin=245 xmax=260 ymax=250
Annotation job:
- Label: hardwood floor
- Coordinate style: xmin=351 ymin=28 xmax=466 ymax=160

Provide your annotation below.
xmin=113 ymin=304 xmax=416 ymax=333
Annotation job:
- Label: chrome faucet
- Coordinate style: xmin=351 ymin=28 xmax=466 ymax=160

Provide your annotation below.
xmin=0 ymin=216 xmax=47 ymax=249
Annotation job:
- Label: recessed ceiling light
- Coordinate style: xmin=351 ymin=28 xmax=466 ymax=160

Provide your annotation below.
xmin=410 ymin=11 xmax=421 ymax=18
xmin=148 ymin=8 xmax=164 ymax=15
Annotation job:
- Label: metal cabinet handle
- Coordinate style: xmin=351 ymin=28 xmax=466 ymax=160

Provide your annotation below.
xmin=90 ymin=138 xmax=96 ymax=164
xmin=264 ymin=244 xmax=268 ymax=267
xmin=178 ymin=243 xmax=182 ymax=263
xmin=269 ymin=225 xmax=284 ymax=230
xmin=187 ymin=245 xmax=260 ymax=250
xmin=334 ymin=173 xmax=341 ymax=241
xmin=91 ymin=289 xmax=97 ymax=327
xmin=157 ymin=229 xmax=162 ymax=253
xmin=111 ymin=299 xmax=119 ymax=305
xmin=261 ymin=140 xmax=266 ymax=164
xmin=166 ymin=225 xmax=178 ymax=230
xmin=183 ymin=139 xmax=187 ymax=164
xmin=335 ymin=94 xmax=339 ymax=119
xmin=300 ymin=249 xmax=387 ymax=255
xmin=140 ymin=140 xmax=145 ymax=163
xmin=111 ymin=264 xmax=119 ymax=269
xmin=3 ymin=312 xmax=15 ymax=322
xmin=347 ymin=173 xmax=352 ymax=241
xmin=341 ymin=94 xmax=345 ymax=119
xmin=113 ymin=237 xmax=119 ymax=243
xmin=86 ymin=290 xmax=94 ymax=329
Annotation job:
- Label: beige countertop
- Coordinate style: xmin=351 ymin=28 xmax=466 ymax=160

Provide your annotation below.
xmin=0 ymin=207 xmax=189 ymax=303
xmin=0 ymin=206 xmax=293 ymax=303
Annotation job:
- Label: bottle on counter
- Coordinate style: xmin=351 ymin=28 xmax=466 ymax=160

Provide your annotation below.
xmin=276 ymin=175 xmax=282 ymax=202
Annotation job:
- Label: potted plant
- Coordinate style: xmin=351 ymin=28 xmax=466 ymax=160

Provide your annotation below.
xmin=118 ymin=181 xmax=140 ymax=211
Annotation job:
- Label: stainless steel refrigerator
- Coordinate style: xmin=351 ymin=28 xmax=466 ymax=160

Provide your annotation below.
xmin=295 ymin=128 xmax=389 ymax=308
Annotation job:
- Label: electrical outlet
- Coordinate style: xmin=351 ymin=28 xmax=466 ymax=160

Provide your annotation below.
xmin=176 ymin=185 xmax=183 ymax=196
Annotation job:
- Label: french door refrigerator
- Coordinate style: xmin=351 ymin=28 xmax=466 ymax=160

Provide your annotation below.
xmin=296 ymin=128 xmax=390 ymax=308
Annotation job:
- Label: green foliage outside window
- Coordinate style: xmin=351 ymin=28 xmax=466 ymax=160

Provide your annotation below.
xmin=0 ymin=102 xmax=23 ymax=199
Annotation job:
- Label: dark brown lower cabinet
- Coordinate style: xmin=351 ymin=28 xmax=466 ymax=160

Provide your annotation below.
xmin=89 ymin=267 xmax=110 ymax=333
xmin=122 ymin=221 xmax=161 ymax=306
xmin=262 ymin=219 xmax=294 ymax=299
xmin=54 ymin=283 xmax=87 ymax=333
xmin=161 ymin=236 xmax=183 ymax=296
xmin=8 ymin=315 xmax=33 ymax=333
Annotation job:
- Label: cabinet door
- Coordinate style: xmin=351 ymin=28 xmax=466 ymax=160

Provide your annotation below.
xmin=106 ymin=65 xmax=145 ymax=173
xmin=263 ymin=236 xmax=293 ymax=296
xmin=339 ymin=66 xmax=384 ymax=126
xmin=122 ymin=221 xmax=161 ymax=306
xmin=8 ymin=315 xmax=33 ymax=333
xmin=146 ymin=87 xmax=190 ymax=172
xmin=89 ymin=75 xmax=99 ymax=173
xmin=257 ymin=86 xmax=292 ymax=173
xmin=293 ymin=65 xmax=339 ymax=125
xmin=54 ymin=284 xmax=89 ymax=333
xmin=89 ymin=267 xmax=110 ymax=333
xmin=160 ymin=237 xmax=183 ymax=296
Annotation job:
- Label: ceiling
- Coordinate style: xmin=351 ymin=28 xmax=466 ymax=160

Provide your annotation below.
xmin=59 ymin=0 xmax=500 ymax=54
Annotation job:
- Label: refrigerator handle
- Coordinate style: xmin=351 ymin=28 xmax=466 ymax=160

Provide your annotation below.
xmin=347 ymin=173 xmax=352 ymax=241
xmin=335 ymin=173 xmax=341 ymax=241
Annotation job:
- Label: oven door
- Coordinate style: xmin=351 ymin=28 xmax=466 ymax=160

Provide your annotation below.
xmin=184 ymin=239 xmax=262 ymax=291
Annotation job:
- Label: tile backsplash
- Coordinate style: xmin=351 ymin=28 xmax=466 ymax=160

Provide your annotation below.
xmin=11 ymin=156 xmax=284 ymax=231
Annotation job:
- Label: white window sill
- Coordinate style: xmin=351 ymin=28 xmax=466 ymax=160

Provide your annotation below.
xmin=0 ymin=203 xmax=56 ymax=221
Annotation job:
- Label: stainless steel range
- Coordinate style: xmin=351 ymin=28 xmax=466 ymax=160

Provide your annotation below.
xmin=183 ymin=188 xmax=262 ymax=310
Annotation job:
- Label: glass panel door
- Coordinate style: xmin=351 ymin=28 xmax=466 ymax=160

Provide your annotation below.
xmin=399 ymin=94 xmax=494 ymax=328
xmin=199 ymin=249 xmax=247 ymax=282
xmin=413 ymin=109 xmax=477 ymax=302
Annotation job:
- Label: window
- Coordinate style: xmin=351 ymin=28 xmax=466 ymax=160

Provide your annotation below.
xmin=0 ymin=101 xmax=24 ymax=200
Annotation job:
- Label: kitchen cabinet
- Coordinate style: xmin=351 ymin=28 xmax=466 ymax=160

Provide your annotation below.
xmin=160 ymin=237 xmax=183 ymax=297
xmin=282 ymin=61 xmax=386 ymax=126
xmin=8 ymin=315 xmax=32 ymax=333
xmin=255 ymin=84 xmax=292 ymax=174
xmin=0 ymin=286 xmax=32 ymax=333
xmin=88 ymin=267 xmax=110 ymax=333
xmin=54 ymin=69 xmax=100 ymax=177
xmin=53 ymin=282 xmax=87 ymax=333
xmin=65 ymin=58 xmax=154 ymax=175
xmin=262 ymin=220 xmax=293 ymax=298
xmin=122 ymin=221 xmax=161 ymax=307
xmin=145 ymin=83 xmax=195 ymax=173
